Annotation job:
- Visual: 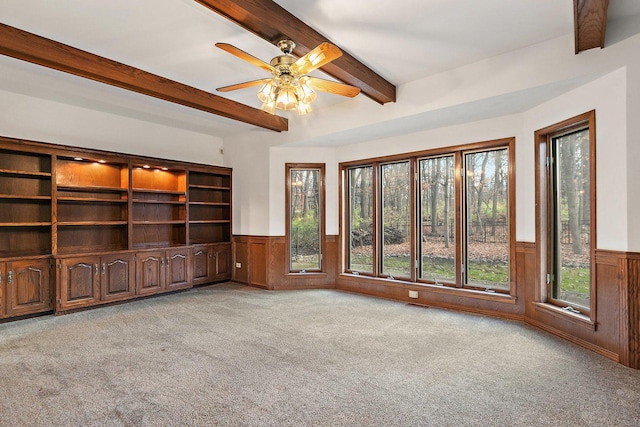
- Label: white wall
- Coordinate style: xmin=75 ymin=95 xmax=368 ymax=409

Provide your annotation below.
xmin=0 ymin=88 xmax=224 ymax=165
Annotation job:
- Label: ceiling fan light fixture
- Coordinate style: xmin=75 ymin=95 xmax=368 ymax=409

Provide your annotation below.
xmin=297 ymin=80 xmax=317 ymax=104
xmin=297 ymin=101 xmax=312 ymax=115
xmin=257 ymin=82 xmax=276 ymax=103
xmin=275 ymin=86 xmax=299 ymax=111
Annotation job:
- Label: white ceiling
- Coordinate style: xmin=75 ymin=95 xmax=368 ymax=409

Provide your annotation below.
xmin=1 ymin=0 xmax=639 ymax=144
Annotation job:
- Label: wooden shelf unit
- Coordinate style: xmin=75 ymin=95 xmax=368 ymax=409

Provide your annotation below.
xmin=188 ymin=171 xmax=231 ymax=245
xmin=55 ymin=157 xmax=129 ymax=254
xmin=131 ymin=166 xmax=187 ymax=249
xmin=0 ymin=148 xmax=52 ymax=259
xmin=0 ymin=136 xmax=232 ymax=319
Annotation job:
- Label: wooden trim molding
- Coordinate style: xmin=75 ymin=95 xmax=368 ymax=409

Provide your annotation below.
xmin=0 ymin=23 xmax=288 ymax=132
xmin=574 ymin=0 xmax=610 ymax=53
xmin=193 ymin=0 xmax=396 ymax=104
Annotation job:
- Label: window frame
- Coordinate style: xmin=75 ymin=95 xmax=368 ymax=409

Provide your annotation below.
xmin=285 ymin=163 xmax=326 ymax=274
xmin=534 ymin=111 xmax=596 ymax=324
xmin=340 ymin=138 xmax=515 ymax=295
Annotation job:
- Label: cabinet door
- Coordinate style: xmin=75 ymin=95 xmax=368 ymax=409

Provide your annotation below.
xmin=165 ymin=248 xmax=191 ymax=290
xmin=213 ymin=244 xmax=232 ymax=281
xmin=192 ymin=245 xmax=213 ymax=286
xmin=58 ymin=256 xmax=101 ymax=310
xmin=6 ymin=259 xmax=52 ymax=317
xmin=0 ymin=263 xmax=5 ymax=318
xmin=136 ymin=251 xmax=165 ymax=295
xmin=101 ymin=253 xmax=135 ymax=302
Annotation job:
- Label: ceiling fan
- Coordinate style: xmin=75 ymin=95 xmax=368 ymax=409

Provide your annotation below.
xmin=215 ymin=39 xmax=361 ymax=115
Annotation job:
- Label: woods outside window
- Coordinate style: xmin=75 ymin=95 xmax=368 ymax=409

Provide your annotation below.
xmin=286 ymin=164 xmax=325 ymax=273
xmin=343 ymin=138 xmax=515 ymax=293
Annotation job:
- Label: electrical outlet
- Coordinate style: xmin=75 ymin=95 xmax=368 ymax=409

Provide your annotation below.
xmin=408 ymin=290 xmax=419 ymax=299
xmin=235 ymin=262 xmax=242 ymax=268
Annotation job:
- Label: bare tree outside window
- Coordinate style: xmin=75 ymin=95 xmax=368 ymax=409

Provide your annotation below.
xmin=419 ymin=156 xmax=455 ymax=283
xmin=348 ymin=166 xmax=374 ymax=273
xmin=381 ymin=162 xmax=411 ymax=278
xmin=464 ymin=149 xmax=509 ymax=289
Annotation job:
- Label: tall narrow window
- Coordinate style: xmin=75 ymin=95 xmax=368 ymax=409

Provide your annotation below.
xmin=287 ymin=164 xmax=325 ymax=272
xmin=464 ymin=148 xmax=510 ymax=290
xmin=419 ymin=155 xmax=455 ymax=283
xmin=347 ymin=165 xmax=374 ymax=273
xmin=536 ymin=111 xmax=595 ymax=318
xmin=549 ymin=128 xmax=592 ymax=311
xmin=381 ymin=161 xmax=412 ymax=278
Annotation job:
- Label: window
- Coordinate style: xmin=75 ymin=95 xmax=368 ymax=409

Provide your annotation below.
xmin=347 ymin=166 xmax=374 ymax=273
xmin=381 ymin=161 xmax=412 ymax=278
xmin=286 ymin=164 xmax=325 ymax=273
xmin=536 ymin=112 xmax=595 ymax=317
xmin=464 ymin=148 xmax=510 ymax=290
xmin=419 ymin=155 xmax=455 ymax=283
xmin=342 ymin=138 xmax=515 ymax=294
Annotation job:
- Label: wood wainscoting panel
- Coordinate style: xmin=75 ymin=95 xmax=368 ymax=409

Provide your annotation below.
xmin=620 ymin=254 xmax=640 ymax=368
xmin=232 ymin=235 xmax=338 ymax=290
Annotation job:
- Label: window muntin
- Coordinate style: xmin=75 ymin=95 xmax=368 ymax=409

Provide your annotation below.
xmin=549 ymin=128 xmax=591 ymax=310
xmin=419 ymin=155 xmax=455 ymax=283
xmin=347 ymin=166 xmax=374 ymax=273
xmin=287 ymin=165 xmax=324 ymax=272
xmin=464 ymin=148 xmax=510 ymax=290
xmin=381 ymin=161 xmax=412 ymax=278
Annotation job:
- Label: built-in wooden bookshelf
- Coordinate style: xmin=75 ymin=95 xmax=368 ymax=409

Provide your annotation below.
xmin=132 ymin=165 xmax=187 ymax=249
xmin=0 ymin=148 xmax=52 ymax=258
xmin=188 ymin=171 xmax=231 ymax=244
xmin=55 ymin=156 xmax=129 ymax=254
xmin=0 ymin=136 xmax=232 ymax=320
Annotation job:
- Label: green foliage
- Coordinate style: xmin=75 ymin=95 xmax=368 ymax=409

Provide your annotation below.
xmin=291 ymin=210 xmax=319 ymax=256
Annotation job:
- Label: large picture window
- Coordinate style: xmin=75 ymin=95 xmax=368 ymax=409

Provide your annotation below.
xmin=287 ymin=164 xmax=325 ymax=273
xmin=342 ymin=138 xmax=515 ymax=294
xmin=535 ymin=111 xmax=595 ymax=317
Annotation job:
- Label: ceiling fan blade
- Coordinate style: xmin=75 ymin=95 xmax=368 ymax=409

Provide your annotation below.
xmin=291 ymin=42 xmax=342 ymax=75
xmin=304 ymin=76 xmax=360 ymax=98
xmin=216 ymin=78 xmax=272 ymax=92
xmin=215 ymin=43 xmax=275 ymax=73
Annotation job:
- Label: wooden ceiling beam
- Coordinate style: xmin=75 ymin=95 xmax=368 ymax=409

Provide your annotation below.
xmin=574 ymin=0 xmax=610 ymax=54
xmin=0 ymin=23 xmax=288 ymax=132
xmin=194 ymin=0 xmax=397 ymax=105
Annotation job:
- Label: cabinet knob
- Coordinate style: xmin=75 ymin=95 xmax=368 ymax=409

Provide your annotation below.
xmin=102 ymin=264 xmax=106 ymax=274
xmin=7 ymin=271 xmax=13 ymax=285
xmin=94 ymin=264 xmax=99 ymax=275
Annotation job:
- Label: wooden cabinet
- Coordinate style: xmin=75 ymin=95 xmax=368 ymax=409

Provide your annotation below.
xmin=0 ymin=137 xmax=231 ymax=319
xmin=192 ymin=243 xmax=232 ymax=285
xmin=100 ymin=253 xmax=135 ymax=302
xmin=136 ymin=247 xmax=191 ymax=295
xmin=57 ymin=256 xmax=101 ymax=310
xmin=57 ymin=253 xmax=135 ymax=310
xmin=5 ymin=259 xmax=53 ymax=317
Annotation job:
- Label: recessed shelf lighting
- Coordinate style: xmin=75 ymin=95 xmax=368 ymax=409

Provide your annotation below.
xmin=98 ymin=160 xmax=106 ymax=164
xmin=161 ymin=167 xmax=169 ymax=171
xmin=143 ymin=165 xmax=150 ymax=169
xmin=74 ymin=157 xmax=83 ymax=161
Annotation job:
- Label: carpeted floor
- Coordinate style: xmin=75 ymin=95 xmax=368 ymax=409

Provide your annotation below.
xmin=0 ymin=282 xmax=639 ymax=426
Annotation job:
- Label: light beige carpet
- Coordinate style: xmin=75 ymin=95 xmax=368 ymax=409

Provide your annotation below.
xmin=1 ymin=282 xmax=639 ymax=426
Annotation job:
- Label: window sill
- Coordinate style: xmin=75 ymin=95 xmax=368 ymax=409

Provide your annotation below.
xmin=285 ymin=272 xmax=327 ymax=279
xmin=532 ymin=302 xmax=597 ymax=331
xmin=339 ymin=273 xmax=517 ymax=305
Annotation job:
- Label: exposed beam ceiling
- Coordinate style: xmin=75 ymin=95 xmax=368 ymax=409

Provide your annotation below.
xmin=193 ymin=0 xmax=397 ymax=105
xmin=0 ymin=23 xmax=288 ymax=132
xmin=574 ymin=0 xmax=610 ymax=53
